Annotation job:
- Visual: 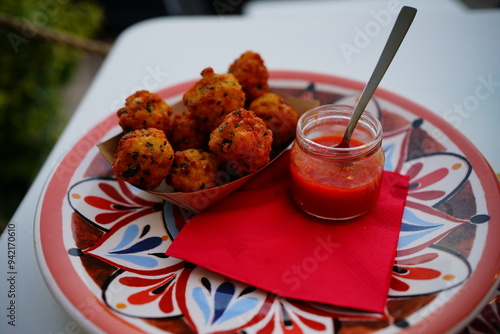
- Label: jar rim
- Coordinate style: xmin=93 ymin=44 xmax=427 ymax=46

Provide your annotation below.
xmin=296 ymin=104 xmax=383 ymax=159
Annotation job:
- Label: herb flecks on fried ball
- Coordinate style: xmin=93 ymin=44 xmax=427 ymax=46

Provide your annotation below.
xmin=167 ymin=149 xmax=223 ymax=192
xmin=113 ymin=128 xmax=174 ymax=190
xmin=169 ymin=111 xmax=208 ymax=151
xmin=229 ymin=51 xmax=269 ymax=101
xmin=249 ymin=92 xmax=300 ymax=147
xmin=209 ymin=108 xmax=273 ymax=177
xmin=117 ymin=90 xmax=173 ymax=135
xmin=182 ymin=67 xmax=245 ymax=133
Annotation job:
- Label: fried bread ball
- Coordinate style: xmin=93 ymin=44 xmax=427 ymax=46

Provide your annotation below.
xmin=209 ymin=108 xmax=273 ymax=176
xmin=112 ymin=128 xmax=174 ymax=190
xmin=117 ymin=90 xmax=173 ymax=135
xmin=249 ymin=92 xmax=300 ymax=147
xmin=169 ymin=111 xmax=208 ymax=151
xmin=167 ymin=149 xmax=223 ymax=192
xmin=228 ymin=51 xmax=269 ymax=101
xmin=182 ymin=67 xmax=245 ymax=133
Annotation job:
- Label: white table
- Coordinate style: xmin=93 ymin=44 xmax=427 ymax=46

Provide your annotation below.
xmin=243 ymin=0 xmax=500 ymax=173
xmin=1 ymin=1 xmax=499 ymax=332
xmin=243 ymin=0 xmax=471 ymax=16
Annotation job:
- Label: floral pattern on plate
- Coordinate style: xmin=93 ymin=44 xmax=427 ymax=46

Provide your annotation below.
xmin=37 ymin=73 xmax=500 ymax=334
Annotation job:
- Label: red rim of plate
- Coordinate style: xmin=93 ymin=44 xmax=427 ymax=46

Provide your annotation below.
xmin=34 ymin=70 xmax=500 ymax=334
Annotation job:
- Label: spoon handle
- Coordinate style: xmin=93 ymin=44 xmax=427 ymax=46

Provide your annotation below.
xmin=340 ymin=6 xmax=417 ymax=146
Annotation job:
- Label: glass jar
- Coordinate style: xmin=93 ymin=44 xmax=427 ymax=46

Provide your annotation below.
xmin=289 ymin=104 xmax=384 ymax=220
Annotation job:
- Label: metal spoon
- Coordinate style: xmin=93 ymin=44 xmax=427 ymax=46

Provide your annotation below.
xmin=335 ymin=6 xmax=417 ymax=148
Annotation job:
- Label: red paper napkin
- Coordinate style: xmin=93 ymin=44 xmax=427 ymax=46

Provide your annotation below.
xmin=166 ymin=151 xmax=409 ymax=313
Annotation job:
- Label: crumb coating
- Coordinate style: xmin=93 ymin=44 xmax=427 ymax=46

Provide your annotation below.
xmin=167 ymin=149 xmax=223 ymax=192
xmin=249 ymin=92 xmax=299 ymax=147
xmin=117 ymin=90 xmax=173 ymax=135
xmin=182 ymin=67 xmax=245 ymax=133
xmin=113 ymin=128 xmax=174 ymax=189
xmin=209 ymin=108 xmax=272 ymax=176
xmin=169 ymin=111 xmax=208 ymax=151
xmin=228 ymin=51 xmax=269 ymax=101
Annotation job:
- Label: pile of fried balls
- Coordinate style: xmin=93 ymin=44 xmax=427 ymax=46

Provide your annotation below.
xmin=112 ymin=51 xmax=300 ymax=193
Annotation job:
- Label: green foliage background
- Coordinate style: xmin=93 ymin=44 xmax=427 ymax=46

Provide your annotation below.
xmin=0 ymin=0 xmax=103 ymax=231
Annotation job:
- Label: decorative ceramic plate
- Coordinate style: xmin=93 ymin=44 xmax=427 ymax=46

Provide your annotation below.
xmin=35 ymin=71 xmax=500 ymax=334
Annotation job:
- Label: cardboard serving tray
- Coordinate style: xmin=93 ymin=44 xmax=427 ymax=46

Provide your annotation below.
xmin=98 ymin=93 xmax=319 ymax=213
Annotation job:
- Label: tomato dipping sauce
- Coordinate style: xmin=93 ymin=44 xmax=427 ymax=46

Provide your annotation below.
xmin=290 ymin=105 xmax=384 ymax=220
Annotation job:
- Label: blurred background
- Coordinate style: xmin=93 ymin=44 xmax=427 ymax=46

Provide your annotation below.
xmin=0 ymin=0 xmax=499 ymax=233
